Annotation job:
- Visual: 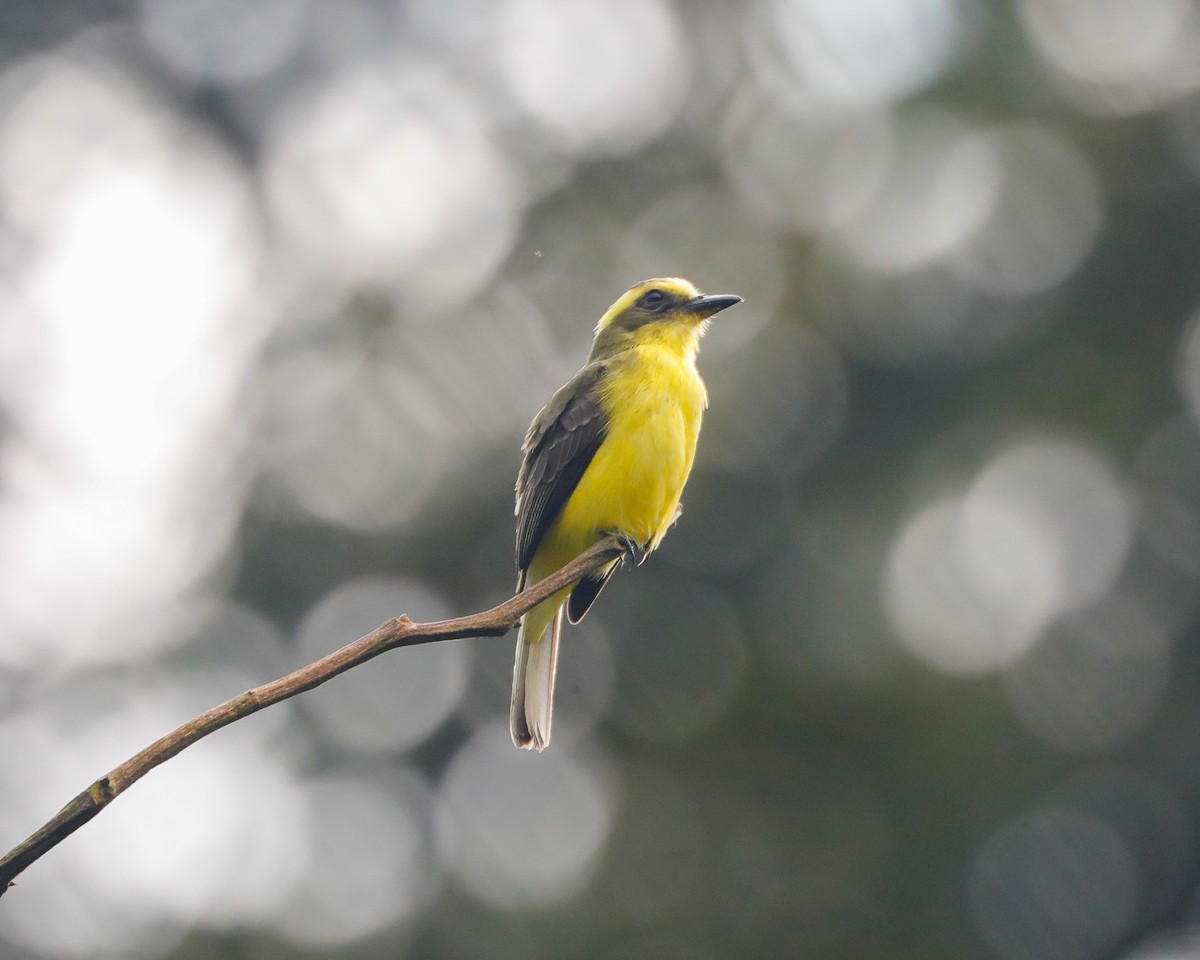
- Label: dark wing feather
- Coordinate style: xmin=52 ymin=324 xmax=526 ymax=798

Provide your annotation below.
xmin=567 ymin=564 xmax=617 ymax=623
xmin=515 ymin=363 xmax=609 ymax=583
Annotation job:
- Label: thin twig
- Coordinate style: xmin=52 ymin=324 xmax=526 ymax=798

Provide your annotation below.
xmin=0 ymin=536 xmax=626 ymax=898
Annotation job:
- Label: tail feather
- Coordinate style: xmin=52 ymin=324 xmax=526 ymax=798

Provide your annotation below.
xmin=510 ymin=598 xmax=564 ymax=751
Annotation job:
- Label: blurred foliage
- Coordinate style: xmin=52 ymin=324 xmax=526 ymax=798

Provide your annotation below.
xmin=3 ymin=1 xmax=1200 ymax=959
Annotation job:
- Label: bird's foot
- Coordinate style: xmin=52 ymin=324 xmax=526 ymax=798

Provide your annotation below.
xmin=605 ymin=530 xmax=648 ymax=566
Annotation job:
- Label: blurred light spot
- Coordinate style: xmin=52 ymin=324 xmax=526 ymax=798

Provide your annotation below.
xmin=0 ymin=830 xmax=185 ymax=960
xmin=885 ymin=495 xmax=1051 ymax=673
xmin=457 ymin=611 xmax=615 ymax=747
xmin=295 ymin=577 xmax=467 ymax=754
xmin=886 ymin=435 xmax=1131 ymax=673
xmin=301 ymin=0 xmax=397 ymax=71
xmin=403 ymin=284 xmax=561 ymax=447
xmin=401 ymin=0 xmax=498 ymax=57
xmin=701 ymin=323 xmax=847 ymax=478
xmin=512 ymin=201 xmax=626 ymax=333
xmin=139 ymin=0 xmax=308 ymax=84
xmin=587 ymin=762 xmax=705 ymax=924
xmin=949 ymin=124 xmax=1103 ymax=296
xmin=602 ymin=570 xmax=746 ymax=741
xmin=1052 ymin=767 xmax=1195 ymax=918
xmin=260 ymin=350 xmax=450 ymax=531
xmin=1004 ymin=594 xmax=1169 ymax=750
xmin=87 ymin=676 xmax=305 ymax=931
xmin=273 ymin=770 xmax=438 ymax=947
xmin=261 ymin=284 xmax=557 ymax=531
xmin=0 ymin=670 xmax=306 ymax=956
xmin=265 ymin=63 xmax=519 ymax=309
xmin=747 ymin=0 xmax=974 ymax=112
xmin=813 ymin=255 xmax=1061 ymax=365
xmin=492 ymin=0 xmax=688 ymax=156
xmin=0 ymin=52 xmax=263 ymax=669
xmin=1019 ymin=0 xmax=1200 ymax=113
xmin=616 ymin=185 xmax=786 ymax=355
xmin=831 ymin=109 xmax=1000 ymax=274
xmin=183 ymin=600 xmax=291 ymax=697
xmin=674 ymin=3 xmax=750 ymax=133
xmin=720 ymin=95 xmax=894 ymax=233
xmin=813 ymin=257 xmax=975 ymax=364
xmin=436 ymin=721 xmax=613 ymax=910
xmin=971 ymin=807 xmax=1138 ymax=960
xmin=965 ymin=437 xmax=1132 ymax=614
xmin=958 ymin=494 xmax=1062 ymax=636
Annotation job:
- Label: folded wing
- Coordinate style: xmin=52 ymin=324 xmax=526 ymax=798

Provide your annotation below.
xmin=515 ymin=362 xmax=609 ymax=587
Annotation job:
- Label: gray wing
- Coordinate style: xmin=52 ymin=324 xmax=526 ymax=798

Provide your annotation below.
xmin=515 ymin=363 xmax=609 ymax=586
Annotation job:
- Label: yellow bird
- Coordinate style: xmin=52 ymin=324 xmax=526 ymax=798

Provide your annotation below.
xmin=511 ymin=277 xmax=742 ymax=750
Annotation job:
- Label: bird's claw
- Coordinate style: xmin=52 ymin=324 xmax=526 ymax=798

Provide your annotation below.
xmin=607 ymin=531 xmax=648 ymax=566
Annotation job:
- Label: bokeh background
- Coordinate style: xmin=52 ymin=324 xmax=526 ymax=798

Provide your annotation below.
xmin=2 ymin=0 xmax=1200 ymax=958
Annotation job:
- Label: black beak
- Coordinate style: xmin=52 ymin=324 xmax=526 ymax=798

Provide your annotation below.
xmin=691 ymin=294 xmax=743 ymax=318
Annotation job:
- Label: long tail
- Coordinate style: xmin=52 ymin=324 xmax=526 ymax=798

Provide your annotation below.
xmin=510 ymin=592 xmax=566 ymax=751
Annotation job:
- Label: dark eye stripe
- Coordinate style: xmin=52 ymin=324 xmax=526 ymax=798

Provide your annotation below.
xmin=639 ymin=289 xmax=667 ymax=308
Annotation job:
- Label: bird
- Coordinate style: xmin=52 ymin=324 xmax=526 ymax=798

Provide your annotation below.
xmin=511 ymin=277 xmax=742 ymax=750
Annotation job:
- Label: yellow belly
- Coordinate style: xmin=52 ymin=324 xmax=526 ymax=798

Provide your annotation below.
xmin=529 ymin=344 xmax=706 ymax=581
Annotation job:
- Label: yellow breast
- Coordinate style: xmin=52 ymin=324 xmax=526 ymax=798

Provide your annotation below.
xmin=536 ymin=343 xmax=707 ymax=574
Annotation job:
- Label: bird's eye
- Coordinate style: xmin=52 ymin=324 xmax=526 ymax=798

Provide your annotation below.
xmin=639 ymin=289 xmax=667 ymax=309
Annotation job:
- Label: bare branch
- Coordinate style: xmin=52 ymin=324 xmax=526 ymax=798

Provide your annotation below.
xmin=0 ymin=535 xmax=627 ymax=898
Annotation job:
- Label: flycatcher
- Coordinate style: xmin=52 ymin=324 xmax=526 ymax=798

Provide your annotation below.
xmin=511 ymin=278 xmax=742 ymax=750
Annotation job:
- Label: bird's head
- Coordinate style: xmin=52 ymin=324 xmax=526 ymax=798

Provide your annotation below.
xmin=589 ymin=278 xmax=742 ymax=360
